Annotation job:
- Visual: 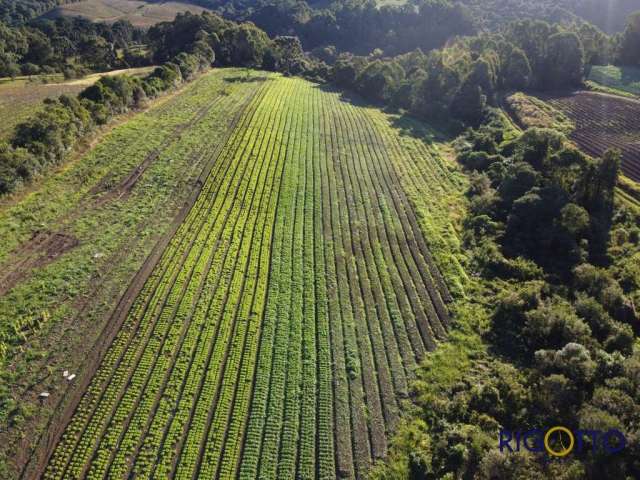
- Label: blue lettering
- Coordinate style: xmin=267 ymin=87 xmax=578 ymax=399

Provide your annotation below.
xmin=602 ymin=430 xmax=626 ymax=454
xmin=523 ymin=429 xmax=544 ymax=452
xmin=499 ymin=430 xmax=513 ymax=453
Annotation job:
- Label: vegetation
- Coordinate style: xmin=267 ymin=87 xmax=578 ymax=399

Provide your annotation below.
xmin=504 ymin=92 xmax=574 ymax=135
xmin=588 ymin=64 xmax=640 ymax=97
xmin=40 ymin=74 xmax=460 ymax=480
xmin=372 ymin=112 xmax=640 ymax=479
xmin=458 ymin=0 xmax=640 ymax=34
xmin=0 ymin=29 xmax=213 ymax=195
xmin=0 ymin=67 xmax=152 ymax=140
xmin=0 ymin=16 xmax=147 ymax=78
xmin=0 ymin=68 xmax=266 ymax=479
xmin=546 ymin=91 xmax=640 ymax=182
xmin=0 ymin=0 xmax=76 ymax=24
xmin=44 ymin=0 xmax=210 ymax=28
xmin=0 ymin=2 xmax=639 ymax=480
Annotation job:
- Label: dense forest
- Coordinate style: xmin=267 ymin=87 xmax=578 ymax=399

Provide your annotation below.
xmin=0 ymin=0 xmax=76 ymax=24
xmin=0 ymin=16 xmax=145 ymax=77
xmin=459 ymin=0 xmax=640 ymax=34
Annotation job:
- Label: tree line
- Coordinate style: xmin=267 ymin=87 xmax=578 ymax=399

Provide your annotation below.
xmin=0 ymin=0 xmax=77 ymax=25
xmin=323 ymin=11 xmax=640 ymax=128
xmin=0 ymin=16 xmax=145 ymax=78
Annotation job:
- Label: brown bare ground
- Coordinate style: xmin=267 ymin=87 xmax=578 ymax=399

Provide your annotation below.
xmin=0 ymin=231 xmax=79 ymax=296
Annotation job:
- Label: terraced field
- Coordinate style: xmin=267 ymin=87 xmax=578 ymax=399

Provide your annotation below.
xmin=544 ymin=91 xmax=640 ymax=182
xmin=40 ymin=73 xmax=463 ymax=479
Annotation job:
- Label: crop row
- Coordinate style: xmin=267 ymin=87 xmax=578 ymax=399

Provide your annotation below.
xmin=44 ymin=73 xmax=456 ymax=480
xmin=43 ymin=78 xmax=275 ymax=480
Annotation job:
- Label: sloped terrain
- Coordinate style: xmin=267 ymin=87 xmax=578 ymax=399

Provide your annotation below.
xmin=38 ymin=73 xmax=464 ymax=479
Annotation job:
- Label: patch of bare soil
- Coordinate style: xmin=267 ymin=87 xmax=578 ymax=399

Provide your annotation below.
xmin=0 ymin=231 xmax=79 ymax=296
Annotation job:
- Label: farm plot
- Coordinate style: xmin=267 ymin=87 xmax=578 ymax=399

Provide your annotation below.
xmin=0 ymin=68 xmax=269 ymax=479
xmin=43 ymin=0 xmax=209 ymax=27
xmin=42 ymin=76 xmax=459 ymax=479
xmin=544 ymin=91 xmax=640 ymax=182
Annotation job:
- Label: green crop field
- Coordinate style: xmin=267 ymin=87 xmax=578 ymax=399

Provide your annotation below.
xmin=36 ymin=70 xmax=465 ymax=480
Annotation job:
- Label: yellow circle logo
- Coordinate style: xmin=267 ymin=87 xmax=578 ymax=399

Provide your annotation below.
xmin=544 ymin=426 xmax=575 ymax=457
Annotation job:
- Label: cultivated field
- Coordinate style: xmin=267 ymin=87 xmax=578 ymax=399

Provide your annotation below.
xmin=544 ymin=91 xmax=640 ymax=182
xmin=0 ymin=68 xmax=153 ymax=141
xmin=44 ymin=0 xmax=209 ymax=27
xmin=36 ymin=73 xmax=465 ymax=479
xmin=0 ymin=69 xmax=273 ymax=479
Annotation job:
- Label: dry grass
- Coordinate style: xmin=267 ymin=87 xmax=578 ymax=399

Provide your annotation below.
xmin=44 ymin=0 xmax=210 ymax=28
xmin=504 ymin=92 xmax=574 ymax=135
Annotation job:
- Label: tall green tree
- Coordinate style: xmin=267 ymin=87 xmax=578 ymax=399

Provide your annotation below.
xmin=618 ymin=11 xmax=640 ymax=65
xmin=543 ymin=32 xmax=585 ymax=89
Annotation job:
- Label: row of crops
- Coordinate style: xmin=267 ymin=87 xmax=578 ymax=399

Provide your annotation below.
xmin=43 ymin=74 xmax=462 ymax=479
xmin=546 ymin=92 xmax=640 ymax=182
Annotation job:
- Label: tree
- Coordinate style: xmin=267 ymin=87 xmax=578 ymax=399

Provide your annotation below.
xmin=219 ymin=22 xmax=270 ymax=68
xmin=332 ymin=55 xmax=358 ymax=88
xmin=451 ymin=82 xmax=485 ymax=125
xmin=503 ymin=47 xmax=532 ymax=90
xmin=543 ymin=32 xmax=585 ymax=89
xmin=618 ymin=11 xmax=640 ymax=65
xmin=356 ymin=59 xmax=404 ymax=103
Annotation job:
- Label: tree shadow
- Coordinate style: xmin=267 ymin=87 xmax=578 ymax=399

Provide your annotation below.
xmin=620 ymin=66 xmax=640 ymax=89
xmin=224 ymin=75 xmax=270 ymax=83
xmin=313 ymin=83 xmax=456 ymax=145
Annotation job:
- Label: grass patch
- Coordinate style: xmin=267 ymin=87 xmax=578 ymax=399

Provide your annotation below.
xmin=588 ymin=65 xmax=640 ymax=98
xmin=504 ymin=92 xmax=574 ymax=134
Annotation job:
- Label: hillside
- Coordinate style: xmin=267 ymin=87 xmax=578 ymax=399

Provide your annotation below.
xmin=1 ymin=68 xmax=465 ymax=479
xmin=43 ymin=0 xmax=209 ymax=27
xmin=459 ymin=0 xmax=637 ymax=33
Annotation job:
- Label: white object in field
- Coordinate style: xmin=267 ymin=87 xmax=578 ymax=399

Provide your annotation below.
xmin=39 ymin=392 xmax=50 ymax=399
xmin=93 ymin=252 xmax=104 ymax=259
xmin=67 ymin=374 xmax=76 ymax=381
xmin=63 ymin=370 xmax=69 ymax=378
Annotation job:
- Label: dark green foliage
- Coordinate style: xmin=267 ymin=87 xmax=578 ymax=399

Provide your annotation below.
xmin=246 ymin=0 xmax=476 ymax=56
xmin=458 ymin=0 xmax=638 ymax=35
xmin=356 ymin=59 xmax=404 ymax=103
xmin=0 ymin=16 xmax=145 ymax=77
xmin=543 ymin=32 xmax=585 ymax=89
xmin=376 ymin=102 xmax=639 ymax=479
xmin=0 ymin=23 xmax=216 ymax=196
xmin=618 ymin=11 xmax=640 ymax=65
xmin=0 ymin=0 xmax=73 ymax=25
xmin=503 ymin=47 xmax=531 ymax=90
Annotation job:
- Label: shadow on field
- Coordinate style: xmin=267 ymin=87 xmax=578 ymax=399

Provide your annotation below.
xmin=224 ymin=75 xmax=270 ymax=83
xmin=314 ymin=83 xmax=455 ymax=144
